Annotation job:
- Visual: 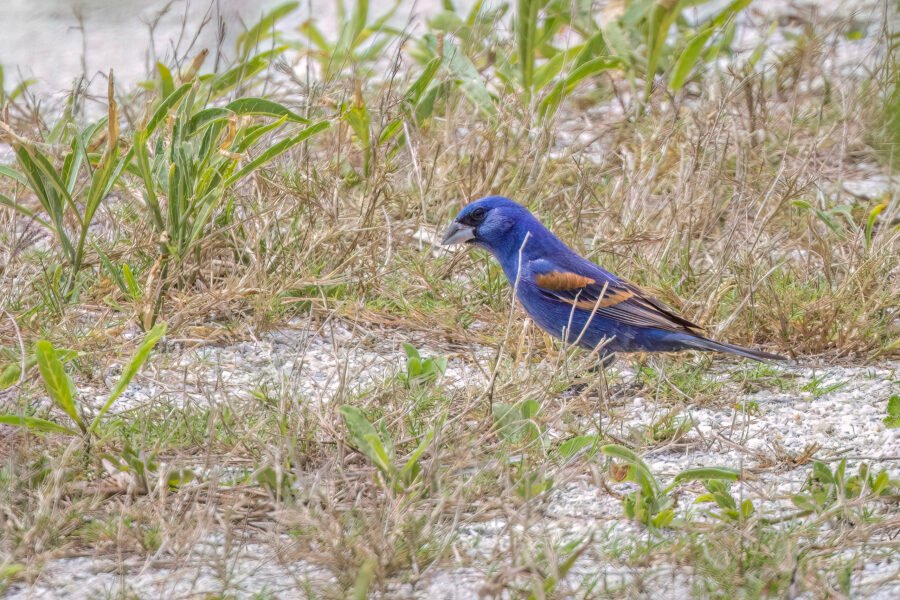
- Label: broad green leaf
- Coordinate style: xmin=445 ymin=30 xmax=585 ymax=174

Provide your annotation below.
xmin=425 ymin=34 xmax=496 ymax=117
xmin=427 ymin=10 xmax=465 ymax=32
xmin=601 ymin=443 xmax=657 ymax=495
xmin=0 ymin=355 xmax=37 ymax=389
xmin=34 ymin=340 xmax=82 ymax=431
xmin=188 ymin=107 xmax=233 ymax=133
xmin=557 ymin=434 xmax=598 ymax=459
xmin=157 ymin=62 xmax=175 ymax=98
xmin=402 ymin=343 xmax=421 ymax=361
xmin=404 ymin=57 xmax=442 ymax=107
xmin=865 ymin=202 xmax=887 ymax=249
xmin=646 ymin=1 xmax=681 ymax=91
xmin=493 ymin=400 xmax=541 ymax=443
xmin=297 ymin=20 xmax=331 ymax=53
xmin=363 ymin=432 xmax=393 ymax=474
xmin=225 ymin=98 xmax=308 ymax=123
xmin=670 ymin=27 xmax=715 ymax=91
xmin=90 ymin=323 xmax=166 ymax=433
xmin=884 ymin=395 xmax=900 ymax=429
xmin=340 ymin=404 xmax=379 ymax=460
xmin=0 ymin=414 xmax=79 ymax=436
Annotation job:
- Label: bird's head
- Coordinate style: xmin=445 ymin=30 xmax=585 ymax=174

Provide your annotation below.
xmin=441 ymin=196 xmax=537 ymax=258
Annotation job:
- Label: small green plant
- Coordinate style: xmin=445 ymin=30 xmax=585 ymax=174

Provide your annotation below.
xmin=801 ymin=374 xmax=848 ymax=399
xmin=255 ymin=465 xmax=297 ymax=503
xmin=0 ymin=64 xmax=35 ymax=107
xmin=400 ymin=343 xmax=447 ymax=387
xmin=0 ymin=324 xmax=166 ymax=439
xmin=555 ymin=433 xmax=601 ymax=461
xmin=340 ymin=404 xmax=438 ymax=493
xmin=492 ymin=398 xmax=542 ymax=445
xmin=603 ymin=0 xmax=751 ymax=100
xmin=295 ymin=0 xmax=402 ymax=80
xmin=883 ymin=395 xmax=900 ymax=428
xmin=525 ymin=536 xmax=591 ymax=598
xmin=101 ymin=443 xmax=194 ymax=495
xmin=696 ymin=479 xmax=755 ymax=523
xmin=628 ymin=409 xmax=694 ymax=446
xmin=601 ymin=444 xmax=740 ymax=529
xmin=129 ymin=70 xmax=330 ymax=325
xmin=791 ymin=460 xmax=899 ymax=518
xmin=0 ymin=74 xmax=127 ymax=297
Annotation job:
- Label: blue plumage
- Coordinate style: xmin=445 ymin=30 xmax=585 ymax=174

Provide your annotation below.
xmin=442 ymin=196 xmax=784 ymax=362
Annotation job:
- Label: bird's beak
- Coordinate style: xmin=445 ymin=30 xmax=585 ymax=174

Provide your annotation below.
xmin=441 ymin=222 xmax=475 ymax=246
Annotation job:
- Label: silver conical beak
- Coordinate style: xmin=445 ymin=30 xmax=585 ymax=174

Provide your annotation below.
xmin=441 ymin=222 xmax=475 ymax=246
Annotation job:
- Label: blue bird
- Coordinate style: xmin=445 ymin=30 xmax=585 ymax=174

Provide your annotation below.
xmin=442 ymin=196 xmax=784 ymax=362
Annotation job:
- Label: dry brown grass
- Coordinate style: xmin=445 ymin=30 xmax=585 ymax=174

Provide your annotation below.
xmin=0 ymin=1 xmax=898 ymax=597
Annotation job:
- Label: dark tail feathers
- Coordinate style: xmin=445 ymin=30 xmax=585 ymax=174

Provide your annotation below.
xmin=685 ymin=337 xmax=786 ymax=363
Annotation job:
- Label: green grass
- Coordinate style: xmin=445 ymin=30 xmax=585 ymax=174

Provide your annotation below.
xmin=0 ymin=0 xmax=898 ymax=596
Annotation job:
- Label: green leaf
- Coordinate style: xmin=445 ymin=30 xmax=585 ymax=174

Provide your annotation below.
xmin=187 ymin=107 xmax=233 ymax=133
xmin=225 ymin=98 xmax=309 ymax=123
xmin=1 ymin=357 xmax=36 ymax=389
xmin=425 ymin=34 xmax=496 ymax=117
xmin=400 ymin=427 xmax=436 ymax=483
xmin=340 ymin=405 xmax=379 ymax=460
xmin=884 ymin=395 xmax=900 ymax=429
xmin=0 ymin=165 xmax=28 ymax=186
xmin=0 ymin=415 xmax=79 ymax=436
xmin=557 ymin=434 xmax=598 ymax=459
xmin=144 ymin=83 xmax=192 ymax=137
xmin=34 ymin=340 xmax=82 ymax=431
xmin=237 ymin=1 xmax=299 ymax=57
xmin=517 ymin=0 xmax=541 ymax=92
xmin=670 ymin=26 xmax=715 ymax=91
xmin=493 ymin=399 xmax=541 ymax=443
xmin=222 ymin=120 xmax=330 ymax=188
xmin=0 ymin=192 xmax=52 ymax=229
xmin=363 ymin=432 xmax=393 ymax=474
xmin=157 ymin=62 xmax=175 ymax=98
xmin=427 ymin=10 xmax=465 ymax=32
xmin=209 ymin=54 xmax=275 ymax=96
xmin=671 ymin=466 xmax=741 ymax=485
xmin=601 ymin=444 xmax=657 ymax=496
xmin=404 ymin=57 xmax=442 ymax=108
xmin=402 ymin=343 xmax=421 ymax=361
xmin=651 ymin=508 xmax=675 ymax=528
xmin=90 ymin=323 xmax=166 ymax=433
xmin=865 ymin=202 xmax=887 ymax=250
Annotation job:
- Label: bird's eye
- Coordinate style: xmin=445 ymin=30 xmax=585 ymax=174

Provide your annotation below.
xmin=470 ymin=207 xmax=487 ymax=222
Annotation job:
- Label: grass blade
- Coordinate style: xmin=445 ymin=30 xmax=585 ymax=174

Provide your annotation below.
xmin=670 ymin=27 xmax=715 ymax=91
xmin=225 ymin=98 xmax=309 ymax=123
xmin=90 ymin=323 xmax=166 ymax=434
xmin=34 ymin=340 xmax=82 ymax=432
xmin=223 ymin=120 xmax=331 ymax=188
xmin=0 ymin=415 xmax=79 ymax=436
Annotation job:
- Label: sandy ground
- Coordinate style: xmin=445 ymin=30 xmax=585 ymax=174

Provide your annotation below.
xmin=5 ymin=322 xmax=899 ymax=599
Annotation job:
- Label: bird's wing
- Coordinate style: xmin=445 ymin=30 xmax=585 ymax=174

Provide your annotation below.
xmin=528 ymin=258 xmax=704 ymax=334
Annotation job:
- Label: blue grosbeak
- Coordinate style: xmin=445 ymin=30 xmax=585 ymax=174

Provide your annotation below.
xmin=442 ymin=196 xmax=784 ymax=362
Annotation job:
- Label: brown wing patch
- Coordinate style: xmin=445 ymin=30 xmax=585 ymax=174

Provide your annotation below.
xmin=534 ymin=271 xmax=595 ymax=291
xmin=573 ymin=288 xmax=634 ymax=310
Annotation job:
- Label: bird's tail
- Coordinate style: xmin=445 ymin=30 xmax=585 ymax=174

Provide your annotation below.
xmin=684 ymin=337 xmax=786 ymax=362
